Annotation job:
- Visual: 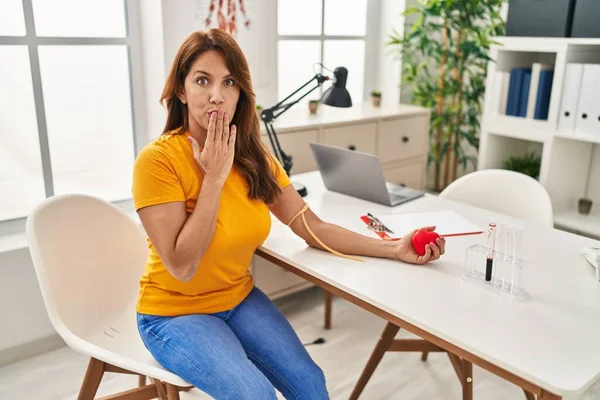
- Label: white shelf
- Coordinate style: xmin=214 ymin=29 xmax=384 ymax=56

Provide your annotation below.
xmin=0 ymin=209 xmax=143 ymax=255
xmin=0 ymin=232 xmax=28 ymax=254
xmin=482 ymin=114 xmax=553 ymax=143
xmin=554 ymin=208 xmax=600 ymax=239
xmin=492 ymin=36 xmax=600 ymax=52
xmin=555 ymin=131 xmax=600 ymax=145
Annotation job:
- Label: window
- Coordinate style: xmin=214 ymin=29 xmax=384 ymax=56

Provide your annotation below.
xmin=0 ymin=0 xmax=143 ymax=224
xmin=276 ymin=0 xmax=372 ymax=105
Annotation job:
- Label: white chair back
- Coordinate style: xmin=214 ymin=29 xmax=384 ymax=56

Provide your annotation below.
xmin=26 ymin=194 xmax=148 ymax=342
xmin=439 ymin=169 xmax=554 ymax=227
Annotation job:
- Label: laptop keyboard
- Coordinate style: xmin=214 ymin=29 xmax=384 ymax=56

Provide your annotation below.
xmin=389 ymin=193 xmax=407 ymax=202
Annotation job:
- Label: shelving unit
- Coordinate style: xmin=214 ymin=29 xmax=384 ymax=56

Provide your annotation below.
xmin=478 ymin=37 xmax=600 ymax=239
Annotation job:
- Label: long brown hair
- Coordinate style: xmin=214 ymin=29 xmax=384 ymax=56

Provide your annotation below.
xmin=160 ymin=29 xmax=282 ymax=204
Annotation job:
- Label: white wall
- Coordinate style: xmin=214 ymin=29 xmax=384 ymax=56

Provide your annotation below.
xmin=585 ymin=145 xmax=600 ymax=205
xmin=376 ymin=0 xmax=405 ymax=106
xmin=139 ymin=0 xmax=167 ymax=143
xmin=234 ymin=0 xmax=278 ymax=107
xmin=0 ymin=249 xmax=57 ymax=362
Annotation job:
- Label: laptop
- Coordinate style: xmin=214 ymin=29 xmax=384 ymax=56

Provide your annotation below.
xmin=309 ymin=142 xmax=425 ymax=207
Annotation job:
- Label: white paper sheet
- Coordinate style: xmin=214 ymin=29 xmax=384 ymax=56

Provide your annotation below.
xmin=376 ymin=210 xmax=485 ymax=238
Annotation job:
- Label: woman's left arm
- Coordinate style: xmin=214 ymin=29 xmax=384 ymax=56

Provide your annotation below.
xmin=269 ymin=185 xmax=445 ymax=265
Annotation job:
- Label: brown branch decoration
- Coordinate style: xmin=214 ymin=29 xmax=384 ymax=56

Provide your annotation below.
xmin=205 ymin=0 xmax=251 ymax=36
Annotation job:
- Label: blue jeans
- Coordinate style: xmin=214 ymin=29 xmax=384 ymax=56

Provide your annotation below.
xmin=136 ymin=286 xmax=329 ymax=399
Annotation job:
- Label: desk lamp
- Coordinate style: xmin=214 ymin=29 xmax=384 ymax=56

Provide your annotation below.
xmin=260 ymin=66 xmax=352 ymax=197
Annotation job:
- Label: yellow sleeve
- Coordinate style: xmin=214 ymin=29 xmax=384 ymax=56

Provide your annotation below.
xmin=132 ymin=144 xmax=185 ymax=211
xmin=269 ymin=154 xmax=292 ymax=189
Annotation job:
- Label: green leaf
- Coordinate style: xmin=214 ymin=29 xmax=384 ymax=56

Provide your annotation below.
xmin=410 ymin=15 xmax=425 ymax=34
xmin=403 ymin=6 xmax=421 ymax=17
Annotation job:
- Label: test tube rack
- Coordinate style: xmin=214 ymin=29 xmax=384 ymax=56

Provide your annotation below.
xmin=462 ymin=244 xmax=530 ymax=301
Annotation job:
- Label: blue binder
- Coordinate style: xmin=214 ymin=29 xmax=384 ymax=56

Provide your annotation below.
xmin=534 ymin=70 xmax=554 ymax=120
xmin=506 ymin=68 xmax=532 ymax=116
xmin=519 ymin=70 xmax=532 ymax=117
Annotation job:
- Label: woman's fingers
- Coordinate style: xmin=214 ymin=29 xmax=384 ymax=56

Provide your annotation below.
xmin=215 ymin=109 xmax=224 ymax=147
xmin=430 ymin=242 xmax=441 ymax=259
xmin=206 ymin=111 xmax=217 ymax=147
xmin=417 ymin=244 xmax=432 ymax=264
xmin=437 ymin=237 xmax=446 ymax=255
xmin=229 ymin=124 xmax=237 ymax=149
xmin=223 ymin=113 xmax=230 ymax=142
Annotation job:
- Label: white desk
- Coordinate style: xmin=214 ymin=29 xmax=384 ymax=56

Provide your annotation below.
xmin=256 ymin=171 xmax=600 ymax=400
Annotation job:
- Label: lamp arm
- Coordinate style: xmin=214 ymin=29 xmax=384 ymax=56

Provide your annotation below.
xmin=260 ymin=73 xmax=328 ymax=177
xmin=263 ymin=119 xmax=292 ymax=176
xmin=271 ymin=81 xmax=324 ymax=120
xmin=265 ymin=73 xmax=328 ymax=118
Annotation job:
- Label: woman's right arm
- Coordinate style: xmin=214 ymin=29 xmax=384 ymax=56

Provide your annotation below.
xmin=138 ymin=179 xmax=223 ymax=282
xmin=137 ymin=110 xmax=236 ymax=282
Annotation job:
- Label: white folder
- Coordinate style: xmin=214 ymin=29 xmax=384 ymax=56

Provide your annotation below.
xmin=492 ymin=71 xmax=509 ymax=114
xmin=498 ymin=71 xmax=510 ymax=115
xmin=558 ymin=63 xmax=584 ymax=133
xmin=575 ymin=64 xmax=600 ymax=136
xmin=491 ymin=71 xmax=502 ymax=114
xmin=526 ymin=63 xmax=552 ymax=119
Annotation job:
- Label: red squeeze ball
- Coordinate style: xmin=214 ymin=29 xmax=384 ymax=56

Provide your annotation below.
xmin=411 ymin=229 xmax=441 ymax=255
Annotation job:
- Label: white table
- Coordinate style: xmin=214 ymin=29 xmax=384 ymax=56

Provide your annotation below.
xmin=256 ymin=171 xmax=600 ymax=400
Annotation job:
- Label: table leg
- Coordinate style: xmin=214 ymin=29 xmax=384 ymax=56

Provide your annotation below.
xmin=540 ymin=390 xmax=562 ymax=399
xmin=523 ymin=389 xmax=535 ymax=400
xmin=349 ymin=322 xmax=400 ymax=400
xmin=324 ymin=290 xmax=333 ymax=330
xmin=462 ymin=359 xmax=473 ymax=400
xmin=448 ymin=353 xmax=473 ymax=400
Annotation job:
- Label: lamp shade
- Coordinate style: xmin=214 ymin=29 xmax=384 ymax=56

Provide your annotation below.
xmin=321 ymin=66 xmax=352 ymax=107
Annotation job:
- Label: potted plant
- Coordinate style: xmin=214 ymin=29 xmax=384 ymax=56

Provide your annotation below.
xmin=255 ymin=104 xmax=263 ymax=120
xmin=308 ymin=99 xmax=319 ymax=115
xmin=370 ymin=90 xmax=381 ymax=107
xmin=579 ymin=198 xmax=593 ymax=215
xmin=387 ymin=0 xmax=506 ymax=192
xmin=502 ymin=152 xmax=542 ymax=180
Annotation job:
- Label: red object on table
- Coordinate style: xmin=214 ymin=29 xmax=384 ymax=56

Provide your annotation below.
xmin=411 ymin=229 xmax=441 ymax=255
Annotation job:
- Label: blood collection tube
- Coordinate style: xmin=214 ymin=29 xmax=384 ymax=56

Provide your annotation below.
xmin=485 ymin=218 xmax=497 ymax=281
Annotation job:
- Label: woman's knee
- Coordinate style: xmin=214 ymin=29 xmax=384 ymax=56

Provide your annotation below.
xmin=291 ymin=361 xmax=329 ymax=399
xmin=307 ymin=363 xmax=329 ymax=397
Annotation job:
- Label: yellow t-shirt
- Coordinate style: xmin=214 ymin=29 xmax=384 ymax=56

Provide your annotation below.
xmin=131 ymin=130 xmax=291 ymax=316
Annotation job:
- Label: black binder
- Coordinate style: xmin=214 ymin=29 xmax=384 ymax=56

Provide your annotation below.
xmin=571 ymin=0 xmax=600 ymax=38
xmin=505 ymin=0 xmax=577 ymax=37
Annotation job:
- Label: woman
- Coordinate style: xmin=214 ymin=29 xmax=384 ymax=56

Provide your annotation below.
xmin=132 ymin=28 xmax=445 ymax=400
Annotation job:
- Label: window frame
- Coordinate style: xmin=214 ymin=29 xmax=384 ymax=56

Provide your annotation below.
xmin=0 ymin=0 xmax=145 ymax=235
xmin=275 ymin=0 xmax=380 ymax=103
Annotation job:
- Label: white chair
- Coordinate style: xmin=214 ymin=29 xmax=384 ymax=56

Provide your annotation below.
xmin=26 ymin=194 xmax=193 ymax=400
xmin=438 ymin=169 xmax=554 ymax=227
